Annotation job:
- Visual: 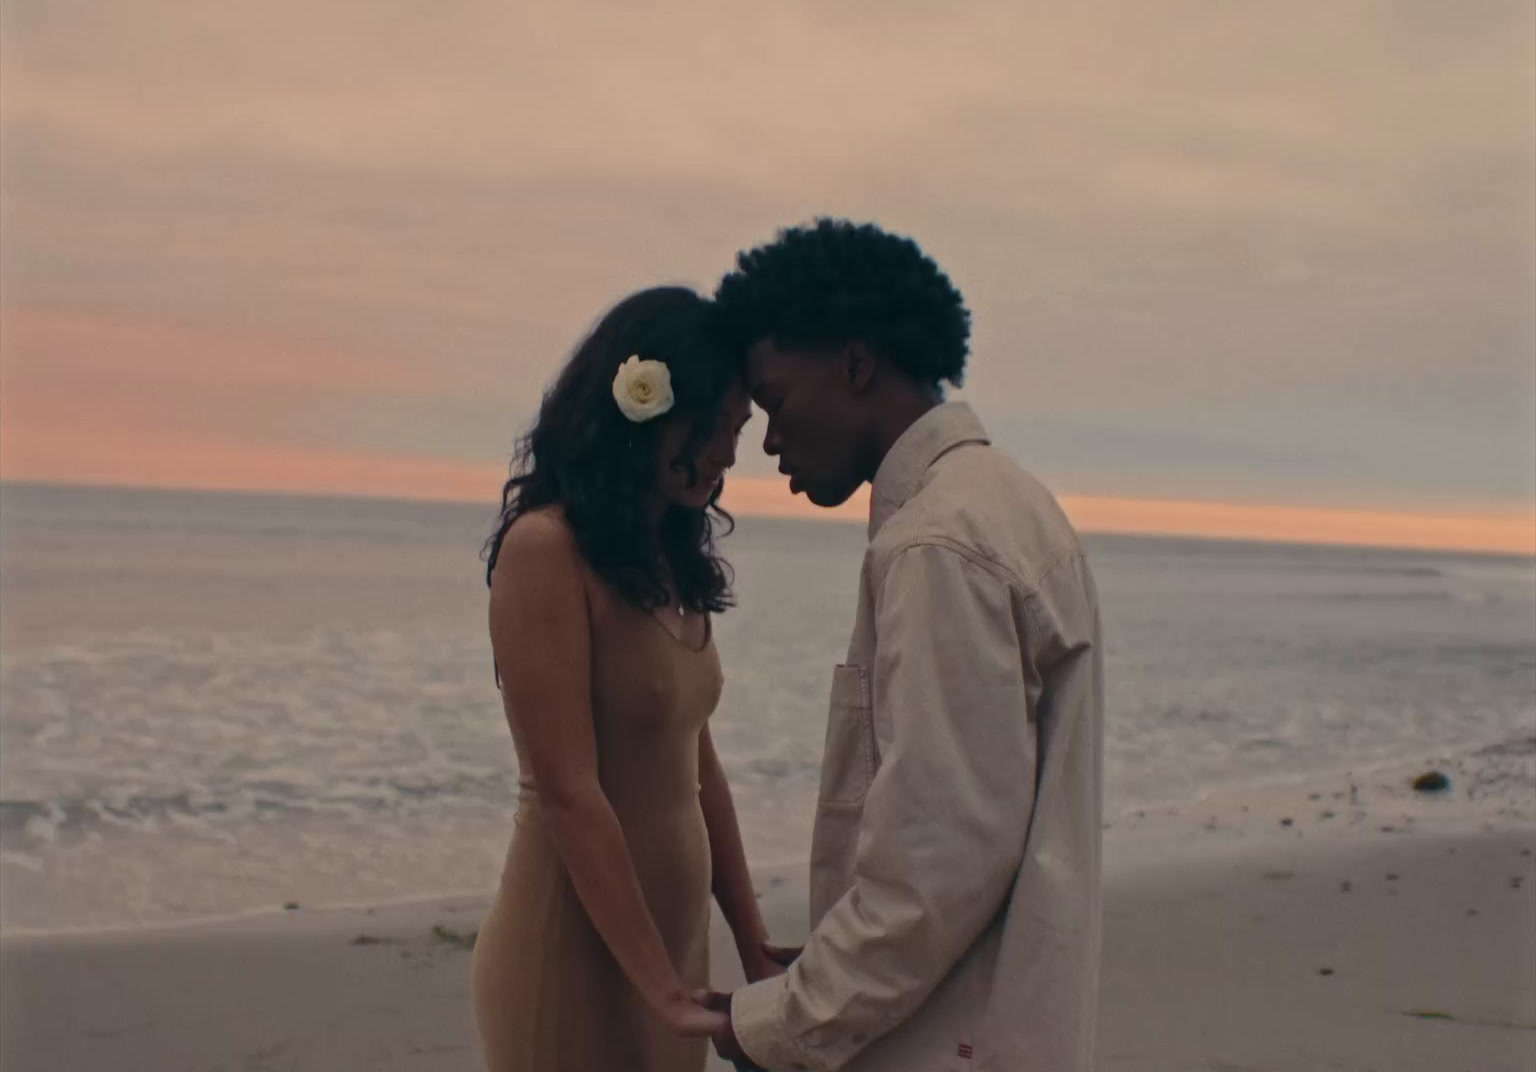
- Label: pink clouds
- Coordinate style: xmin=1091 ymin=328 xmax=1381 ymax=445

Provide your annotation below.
xmin=1 ymin=2 xmax=1530 ymax=543
xmin=4 ymin=305 xmax=1532 ymax=554
xmin=2 ymin=419 xmax=506 ymax=504
xmin=0 ymin=306 xmax=477 ymax=496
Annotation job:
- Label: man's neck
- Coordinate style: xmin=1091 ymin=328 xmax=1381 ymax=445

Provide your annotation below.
xmin=867 ymin=387 xmax=943 ymax=482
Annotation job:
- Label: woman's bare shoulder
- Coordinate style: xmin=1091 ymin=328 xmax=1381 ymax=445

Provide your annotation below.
xmin=500 ymin=504 xmax=572 ymax=551
xmin=492 ymin=507 xmax=582 ymax=584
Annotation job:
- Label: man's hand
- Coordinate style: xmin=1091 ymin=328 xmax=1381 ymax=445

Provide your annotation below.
xmin=694 ymin=989 xmax=765 ymax=1070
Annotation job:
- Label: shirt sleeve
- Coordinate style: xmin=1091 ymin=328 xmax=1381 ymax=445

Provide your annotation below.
xmin=732 ymin=542 xmax=1041 ymax=1071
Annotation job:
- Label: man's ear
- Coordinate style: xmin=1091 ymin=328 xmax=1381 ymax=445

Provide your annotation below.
xmin=841 ymin=341 xmax=877 ymax=395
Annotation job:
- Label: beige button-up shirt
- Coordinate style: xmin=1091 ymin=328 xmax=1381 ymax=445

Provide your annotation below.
xmin=731 ymin=402 xmax=1104 ymax=1072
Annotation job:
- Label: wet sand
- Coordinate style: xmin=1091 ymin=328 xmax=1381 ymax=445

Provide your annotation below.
xmin=4 ymin=815 xmax=1531 ymax=1072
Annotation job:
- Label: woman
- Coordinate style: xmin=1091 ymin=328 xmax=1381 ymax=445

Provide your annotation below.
xmin=473 ymin=287 xmax=777 ymax=1071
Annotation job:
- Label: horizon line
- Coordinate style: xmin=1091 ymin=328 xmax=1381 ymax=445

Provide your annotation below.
xmin=4 ymin=475 xmax=1532 ymax=559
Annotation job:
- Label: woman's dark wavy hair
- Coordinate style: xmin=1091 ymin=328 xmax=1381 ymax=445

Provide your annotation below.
xmin=714 ymin=218 xmax=971 ymax=387
xmin=483 ymin=287 xmax=738 ymax=616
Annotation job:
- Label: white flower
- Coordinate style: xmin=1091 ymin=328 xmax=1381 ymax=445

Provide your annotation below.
xmin=612 ymin=356 xmax=675 ymax=423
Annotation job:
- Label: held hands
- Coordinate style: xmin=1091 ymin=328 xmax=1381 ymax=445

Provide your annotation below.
xmin=693 ymin=989 xmax=765 ymax=1071
xmin=694 ymin=941 xmax=801 ymax=1068
xmin=656 ymin=941 xmax=799 ymax=1039
xmin=655 ymin=986 xmax=729 ymax=1037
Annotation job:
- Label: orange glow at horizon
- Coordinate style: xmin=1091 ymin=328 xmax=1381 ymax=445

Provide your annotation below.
xmin=3 ymin=428 xmax=1531 ymax=557
xmin=1 ymin=302 xmax=1529 ymax=556
xmin=721 ymin=479 xmax=1535 ymax=556
xmin=1053 ymin=493 xmax=1536 ymax=557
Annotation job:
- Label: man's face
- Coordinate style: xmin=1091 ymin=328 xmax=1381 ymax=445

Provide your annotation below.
xmin=745 ymin=339 xmax=870 ymax=508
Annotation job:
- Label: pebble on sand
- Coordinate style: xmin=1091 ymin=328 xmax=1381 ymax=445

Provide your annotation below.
xmin=1411 ymin=770 xmax=1451 ymax=793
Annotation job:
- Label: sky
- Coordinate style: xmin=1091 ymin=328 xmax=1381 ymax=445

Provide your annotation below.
xmin=2 ymin=2 xmax=1533 ymax=552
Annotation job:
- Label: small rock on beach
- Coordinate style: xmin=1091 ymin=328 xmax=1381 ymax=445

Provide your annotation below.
xmin=1412 ymin=770 xmax=1451 ymax=793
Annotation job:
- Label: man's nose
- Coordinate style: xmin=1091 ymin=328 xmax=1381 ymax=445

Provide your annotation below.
xmin=762 ymin=424 xmax=781 ymax=457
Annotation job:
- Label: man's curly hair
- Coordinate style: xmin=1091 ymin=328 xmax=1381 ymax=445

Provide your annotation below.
xmin=713 ymin=218 xmax=971 ymax=388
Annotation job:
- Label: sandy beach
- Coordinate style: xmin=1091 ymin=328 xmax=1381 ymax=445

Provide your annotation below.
xmin=4 ymin=765 xmax=1532 ymax=1072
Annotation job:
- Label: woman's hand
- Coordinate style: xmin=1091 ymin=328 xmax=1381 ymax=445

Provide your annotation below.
xmin=654 ymin=988 xmax=729 ymax=1037
xmin=742 ymin=939 xmax=801 ymax=982
xmin=740 ymin=945 xmax=783 ymax=983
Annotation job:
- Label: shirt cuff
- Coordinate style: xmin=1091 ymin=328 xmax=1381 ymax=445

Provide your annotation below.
xmin=731 ymin=973 xmax=809 ymax=1071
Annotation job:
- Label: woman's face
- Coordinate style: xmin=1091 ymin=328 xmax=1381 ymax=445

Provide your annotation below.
xmin=654 ymin=379 xmax=752 ymax=510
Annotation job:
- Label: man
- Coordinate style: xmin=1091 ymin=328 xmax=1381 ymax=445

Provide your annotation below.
xmin=703 ymin=220 xmax=1104 ymax=1071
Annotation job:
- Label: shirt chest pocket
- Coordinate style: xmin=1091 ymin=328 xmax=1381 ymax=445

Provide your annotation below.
xmin=817 ymin=664 xmax=877 ymax=806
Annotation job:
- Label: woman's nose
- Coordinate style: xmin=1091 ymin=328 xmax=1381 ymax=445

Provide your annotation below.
xmin=708 ymin=427 xmax=739 ymax=470
xmin=716 ymin=435 xmax=738 ymax=470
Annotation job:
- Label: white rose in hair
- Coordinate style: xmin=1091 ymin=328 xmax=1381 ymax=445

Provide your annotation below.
xmin=612 ymin=356 xmax=675 ymax=423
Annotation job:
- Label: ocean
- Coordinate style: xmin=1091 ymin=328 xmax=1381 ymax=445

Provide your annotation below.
xmin=2 ymin=482 xmax=1533 ymax=934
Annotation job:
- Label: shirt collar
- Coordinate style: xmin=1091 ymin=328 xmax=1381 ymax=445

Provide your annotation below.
xmin=868 ymin=401 xmax=990 ymax=539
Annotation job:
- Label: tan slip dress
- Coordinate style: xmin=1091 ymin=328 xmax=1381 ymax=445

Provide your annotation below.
xmin=471 ymin=595 xmax=723 ymax=1072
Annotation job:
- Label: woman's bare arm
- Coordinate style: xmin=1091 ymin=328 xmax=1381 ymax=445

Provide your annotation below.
xmin=489 ymin=511 xmax=724 ymax=1036
xmin=698 ymin=725 xmax=778 ymax=982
